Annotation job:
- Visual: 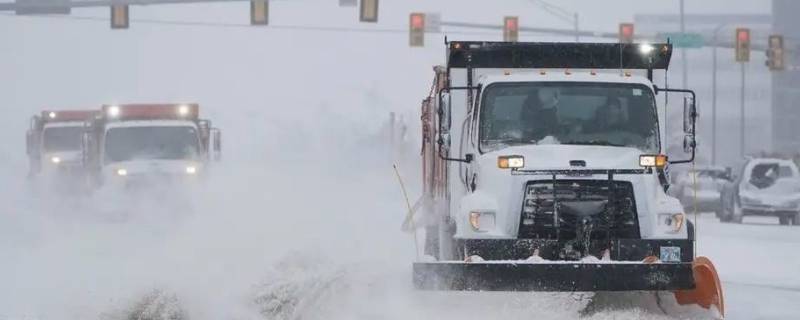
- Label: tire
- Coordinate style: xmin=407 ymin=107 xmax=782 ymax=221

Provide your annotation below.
xmin=792 ymin=214 xmax=800 ymax=226
xmin=779 ymin=215 xmax=791 ymax=226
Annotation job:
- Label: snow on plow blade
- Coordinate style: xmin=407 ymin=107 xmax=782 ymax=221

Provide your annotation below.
xmin=413 ymin=261 xmax=695 ymax=292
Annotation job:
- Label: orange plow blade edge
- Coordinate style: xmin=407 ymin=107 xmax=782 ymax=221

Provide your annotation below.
xmin=674 ymin=256 xmax=725 ymax=317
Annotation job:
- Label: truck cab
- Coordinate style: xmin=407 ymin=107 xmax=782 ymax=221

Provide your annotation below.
xmin=26 ymin=110 xmax=96 ymax=186
xmin=83 ymin=104 xmax=221 ymax=191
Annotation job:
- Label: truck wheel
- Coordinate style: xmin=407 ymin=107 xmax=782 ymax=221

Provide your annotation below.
xmin=779 ymin=215 xmax=791 ymax=226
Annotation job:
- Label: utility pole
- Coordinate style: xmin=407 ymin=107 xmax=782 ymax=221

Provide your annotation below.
xmin=710 ymin=24 xmax=725 ymax=166
xmin=679 ymin=0 xmax=688 ymax=89
xmin=740 ymin=63 xmax=746 ymax=158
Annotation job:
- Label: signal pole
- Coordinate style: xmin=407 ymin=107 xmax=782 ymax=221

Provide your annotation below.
xmin=740 ymin=63 xmax=746 ymax=158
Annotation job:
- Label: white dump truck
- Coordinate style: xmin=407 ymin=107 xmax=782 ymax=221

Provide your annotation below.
xmin=82 ymin=103 xmax=221 ymax=192
xmin=413 ymin=41 xmax=723 ymax=316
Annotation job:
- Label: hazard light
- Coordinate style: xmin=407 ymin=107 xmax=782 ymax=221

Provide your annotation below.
xmin=498 ymin=155 xmax=524 ymax=169
xmin=41 ymin=110 xmax=96 ymax=122
xmin=103 ymin=104 xmax=200 ymax=120
xmin=639 ymin=154 xmax=667 ymax=168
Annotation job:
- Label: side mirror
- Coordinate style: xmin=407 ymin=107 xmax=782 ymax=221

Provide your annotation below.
xmin=210 ymin=128 xmax=221 ymax=162
xmin=438 ymin=92 xmax=452 ymax=134
xmin=683 ymin=135 xmax=696 ymax=153
xmin=683 ymin=97 xmax=696 ymax=134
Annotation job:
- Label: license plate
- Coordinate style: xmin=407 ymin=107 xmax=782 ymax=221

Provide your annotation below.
xmin=660 ymin=246 xmax=681 ymax=263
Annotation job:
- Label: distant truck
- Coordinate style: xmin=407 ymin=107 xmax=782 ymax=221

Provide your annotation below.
xmin=26 ymin=109 xmax=97 ymax=187
xmin=719 ymin=158 xmax=800 ymax=225
xmin=413 ymin=41 xmax=723 ymax=316
xmin=82 ymin=104 xmax=221 ymax=191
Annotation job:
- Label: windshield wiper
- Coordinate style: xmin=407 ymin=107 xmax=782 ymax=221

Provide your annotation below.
xmin=563 ymin=140 xmax=624 ymax=147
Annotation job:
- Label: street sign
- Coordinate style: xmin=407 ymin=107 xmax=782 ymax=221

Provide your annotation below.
xmin=657 ymin=32 xmax=704 ymax=48
xmin=14 ymin=0 xmax=69 ymax=15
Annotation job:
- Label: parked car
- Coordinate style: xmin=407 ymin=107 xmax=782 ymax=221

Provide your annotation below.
xmin=719 ymin=158 xmax=800 ymax=225
xmin=670 ymin=166 xmax=732 ymax=215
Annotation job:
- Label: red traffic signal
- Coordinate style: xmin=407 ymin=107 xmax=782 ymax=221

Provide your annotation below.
xmin=409 ymin=13 xmax=425 ymax=47
xmin=735 ymin=28 xmax=750 ymax=62
xmin=619 ymin=23 xmax=634 ymax=43
xmin=503 ymin=16 xmax=519 ymax=42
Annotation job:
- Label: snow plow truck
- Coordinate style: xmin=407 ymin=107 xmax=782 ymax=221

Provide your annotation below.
xmin=82 ymin=103 xmax=221 ymax=191
xmin=26 ymin=109 xmax=97 ymax=190
xmin=413 ymin=41 xmax=723 ymax=316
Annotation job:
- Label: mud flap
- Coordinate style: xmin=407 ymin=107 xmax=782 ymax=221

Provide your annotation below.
xmin=674 ymin=256 xmax=725 ymax=316
xmin=413 ymin=262 xmax=695 ymax=292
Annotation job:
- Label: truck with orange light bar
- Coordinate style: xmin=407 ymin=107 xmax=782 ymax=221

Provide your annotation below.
xmin=412 ymin=41 xmax=724 ymax=317
xmin=81 ymin=103 xmax=221 ymax=191
xmin=26 ymin=109 xmax=97 ymax=191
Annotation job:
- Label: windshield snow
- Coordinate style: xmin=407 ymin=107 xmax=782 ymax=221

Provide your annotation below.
xmin=104 ymin=126 xmax=199 ymax=163
xmin=479 ymin=82 xmax=659 ymax=153
xmin=42 ymin=126 xmax=84 ymax=152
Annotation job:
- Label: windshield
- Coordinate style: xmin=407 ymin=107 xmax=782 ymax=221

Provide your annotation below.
xmin=104 ymin=126 xmax=199 ymax=163
xmin=479 ymin=82 xmax=659 ymax=153
xmin=748 ymin=163 xmax=796 ymax=189
xmin=42 ymin=126 xmax=84 ymax=152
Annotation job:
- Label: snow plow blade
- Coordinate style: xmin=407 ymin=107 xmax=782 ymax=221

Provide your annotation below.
xmin=674 ymin=256 xmax=725 ymax=316
xmin=413 ymin=261 xmax=695 ymax=292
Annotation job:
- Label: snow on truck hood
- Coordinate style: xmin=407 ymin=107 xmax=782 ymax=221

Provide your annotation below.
xmin=481 ymin=144 xmax=644 ymax=170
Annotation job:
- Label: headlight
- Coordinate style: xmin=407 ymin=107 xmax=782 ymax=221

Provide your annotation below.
xmin=50 ymin=156 xmax=61 ymax=164
xmin=185 ymin=166 xmax=197 ymax=175
xmin=639 ymin=154 xmax=667 ymax=168
xmin=498 ymin=155 xmax=524 ymax=169
xmin=116 ymin=168 xmax=128 ymax=176
xmin=48 ymin=112 xmax=57 ymax=119
xmin=469 ymin=211 xmax=496 ymax=232
xmin=659 ymin=213 xmax=684 ymax=233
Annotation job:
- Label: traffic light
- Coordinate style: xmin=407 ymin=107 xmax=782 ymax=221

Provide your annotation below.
xmin=359 ymin=0 xmax=378 ymax=23
xmin=619 ymin=23 xmax=634 ymax=43
xmin=766 ymin=35 xmax=785 ymax=71
xmin=251 ymin=0 xmax=268 ymax=25
xmin=503 ymin=16 xmax=519 ymax=42
xmin=735 ymin=28 xmax=750 ymax=62
xmin=409 ymin=13 xmax=425 ymax=47
xmin=110 ymin=5 xmax=129 ymax=29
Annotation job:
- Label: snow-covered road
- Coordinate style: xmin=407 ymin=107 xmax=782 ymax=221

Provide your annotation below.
xmin=695 ymin=214 xmax=800 ymax=320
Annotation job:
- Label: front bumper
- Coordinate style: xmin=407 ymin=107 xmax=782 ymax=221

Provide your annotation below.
xmin=413 ymin=261 xmax=694 ymax=291
xmin=413 ymin=238 xmax=695 ymax=292
xmin=741 ymin=204 xmax=799 ymax=216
